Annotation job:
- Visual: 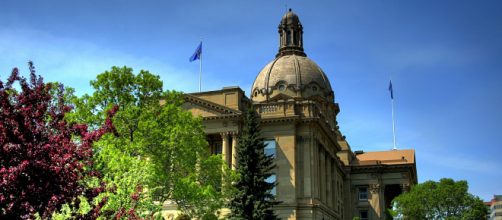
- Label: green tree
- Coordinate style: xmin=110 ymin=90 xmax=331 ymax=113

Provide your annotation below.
xmin=69 ymin=66 xmax=228 ymax=218
xmin=392 ymin=178 xmax=487 ymax=220
xmin=229 ymin=107 xmax=280 ymax=220
xmin=172 ymin=154 xmax=237 ymax=219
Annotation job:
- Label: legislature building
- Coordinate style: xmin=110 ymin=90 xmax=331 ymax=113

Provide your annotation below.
xmin=182 ymin=9 xmax=417 ymax=220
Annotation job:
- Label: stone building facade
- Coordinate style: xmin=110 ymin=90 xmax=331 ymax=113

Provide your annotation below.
xmin=488 ymin=195 xmax=502 ymax=220
xmin=181 ymin=9 xmax=417 ymax=220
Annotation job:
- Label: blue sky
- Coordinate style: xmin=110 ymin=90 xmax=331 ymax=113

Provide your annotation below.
xmin=1 ymin=0 xmax=501 ymax=200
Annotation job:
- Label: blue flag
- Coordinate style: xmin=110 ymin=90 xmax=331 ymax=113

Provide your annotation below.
xmin=389 ymin=80 xmax=394 ymax=99
xmin=189 ymin=42 xmax=202 ymax=62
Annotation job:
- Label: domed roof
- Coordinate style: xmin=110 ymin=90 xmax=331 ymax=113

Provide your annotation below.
xmin=251 ymin=54 xmax=333 ymax=102
xmin=251 ymin=9 xmax=334 ymax=103
xmin=281 ymin=9 xmax=300 ymax=26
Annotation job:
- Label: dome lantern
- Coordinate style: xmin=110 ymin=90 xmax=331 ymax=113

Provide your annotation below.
xmin=277 ymin=9 xmax=306 ymax=57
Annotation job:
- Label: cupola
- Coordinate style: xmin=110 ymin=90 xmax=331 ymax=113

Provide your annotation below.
xmin=251 ymin=9 xmax=334 ymax=103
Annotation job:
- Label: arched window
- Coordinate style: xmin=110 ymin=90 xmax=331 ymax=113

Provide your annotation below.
xmin=286 ymin=30 xmax=292 ymax=45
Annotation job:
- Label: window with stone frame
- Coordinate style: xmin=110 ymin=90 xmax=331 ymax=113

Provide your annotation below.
xmin=359 ymin=187 xmax=368 ymax=200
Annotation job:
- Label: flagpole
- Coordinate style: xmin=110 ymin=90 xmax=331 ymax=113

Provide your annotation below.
xmin=391 ymin=96 xmax=397 ymax=150
xmin=199 ymin=40 xmax=202 ymax=92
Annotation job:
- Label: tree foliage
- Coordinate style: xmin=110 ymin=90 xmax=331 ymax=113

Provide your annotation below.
xmin=70 ymin=66 xmax=228 ymax=218
xmin=392 ymin=178 xmax=487 ymax=220
xmin=229 ymin=107 xmax=279 ymax=220
xmin=172 ymin=155 xmax=236 ymax=219
xmin=0 ymin=62 xmax=116 ymax=219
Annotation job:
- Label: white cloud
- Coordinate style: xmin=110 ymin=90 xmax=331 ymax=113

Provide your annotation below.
xmin=0 ymin=27 xmax=211 ymax=96
xmin=419 ymin=150 xmax=502 ymax=176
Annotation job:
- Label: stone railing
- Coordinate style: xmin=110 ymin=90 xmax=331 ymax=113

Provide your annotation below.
xmin=256 ymin=101 xmax=296 ymax=117
xmin=259 ymin=104 xmax=279 ymax=113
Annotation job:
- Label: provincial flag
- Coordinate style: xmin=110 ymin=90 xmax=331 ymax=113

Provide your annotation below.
xmin=389 ymin=80 xmax=394 ymax=99
xmin=189 ymin=42 xmax=202 ymax=62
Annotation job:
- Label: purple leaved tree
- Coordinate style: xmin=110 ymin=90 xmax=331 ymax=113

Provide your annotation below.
xmin=0 ymin=62 xmax=117 ymax=219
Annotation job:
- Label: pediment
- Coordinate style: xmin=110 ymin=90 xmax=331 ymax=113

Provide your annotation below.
xmin=183 ymin=94 xmax=241 ymax=119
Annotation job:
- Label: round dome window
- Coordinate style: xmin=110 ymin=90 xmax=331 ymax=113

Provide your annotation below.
xmin=278 ymin=84 xmax=286 ymax=91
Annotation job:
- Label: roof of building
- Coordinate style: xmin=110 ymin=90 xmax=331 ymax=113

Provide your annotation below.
xmin=493 ymin=195 xmax=502 ymax=201
xmin=188 ymin=86 xmax=244 ymax=95
xmin=251 ymin=55 xmax=333 ymax=100
xmin=281 ymin=9 xmax=301 ymax=26
xmin=352 ymin=149 xmax=415 ymax=166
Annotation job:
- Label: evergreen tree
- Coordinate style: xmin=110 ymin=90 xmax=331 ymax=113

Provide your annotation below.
xmin=229 ymin=107 xmax=280 ymax=220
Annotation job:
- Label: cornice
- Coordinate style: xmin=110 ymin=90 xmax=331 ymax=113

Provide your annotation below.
xmin=184 ymin=94 xmax=242 ymax=115
xmin=349 ymin=163 xmax=415 ymax=173
xmin=202 ymin=114 xmax=243 ymax=121
xmin=260 ymin=115 xmax=300 ymax=124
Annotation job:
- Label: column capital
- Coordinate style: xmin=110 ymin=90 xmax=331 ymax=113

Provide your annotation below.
xmin=220 ymin=132 xmax=229 ymax=138
xmin=230 ymin=131 xmax=239 ymax=137
xmin=369 ymin=183 xmax=381 ymax=194
xmin=220 ymin=131 xmax=239 ymax=138
xmin=400 ymin=183 xmax=410 ymax=192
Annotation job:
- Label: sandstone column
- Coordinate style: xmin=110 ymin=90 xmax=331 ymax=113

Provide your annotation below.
xmin=370 ymin=184 xmax=381 ymax=219
xmin=221 ymin=132 xmax=230 ymax=167
xmin=231 ymin=132 xmax=238 ymax=170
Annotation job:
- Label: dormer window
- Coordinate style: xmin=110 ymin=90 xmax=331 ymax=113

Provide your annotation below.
xmin=312 ymin=85 xmax=318 ymax=92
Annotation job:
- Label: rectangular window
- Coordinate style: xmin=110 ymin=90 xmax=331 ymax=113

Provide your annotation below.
xmin=213 ymin=143 xmax=222 ymax=155
xmin=264 ymin=140 xmax=276 ymax=157
xmin=359 ymin=187 xmax=368 ymax=200
xmin=360 ymin=210 xmax=368 ymax=220
xmin=265 ymin=174 xmax=277 ymax=196
xmin=264 ymin=139 xmax=276 ymax=196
